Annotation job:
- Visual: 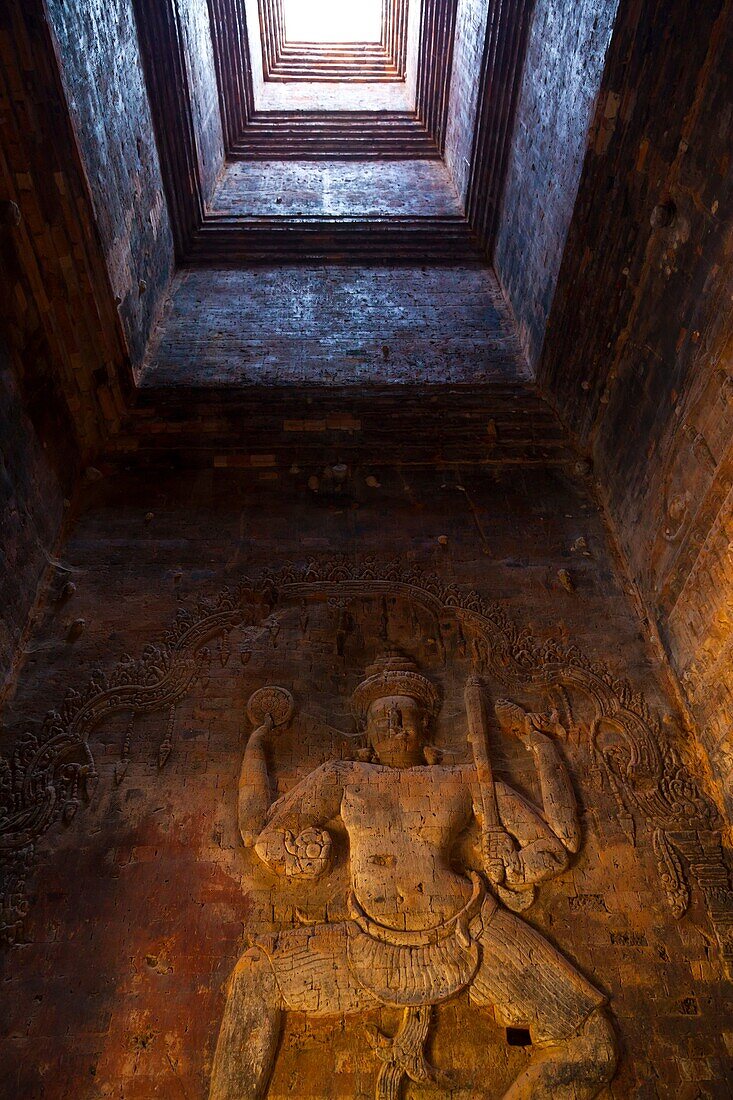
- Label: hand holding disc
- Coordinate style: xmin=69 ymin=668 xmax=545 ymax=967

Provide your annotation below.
xmin=247 ymin=686 xmax=295 ymax=730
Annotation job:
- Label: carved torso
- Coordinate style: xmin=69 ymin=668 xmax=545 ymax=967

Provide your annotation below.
xmin=340 ymin=762 xmax=475 ymax=931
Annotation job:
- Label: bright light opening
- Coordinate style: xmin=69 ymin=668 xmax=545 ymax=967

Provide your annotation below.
xmin=283 ymin=0 xmax=383 ymax=43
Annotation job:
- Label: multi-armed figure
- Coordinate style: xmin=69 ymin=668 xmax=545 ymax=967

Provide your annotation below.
xmin=210 ymin=654 xmax=617 ymax=1099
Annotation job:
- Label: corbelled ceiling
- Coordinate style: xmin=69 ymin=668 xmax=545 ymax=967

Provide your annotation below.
xmin=257 ymin=0 xmax=408 ymax=82
xmin=0 ymin=0 xmax=619 ymax=440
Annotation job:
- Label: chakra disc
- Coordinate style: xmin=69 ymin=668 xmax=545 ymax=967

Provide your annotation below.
xmin=247 ymin=686 xmax=294 ymax=728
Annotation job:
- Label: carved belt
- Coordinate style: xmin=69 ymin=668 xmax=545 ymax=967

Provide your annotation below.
xmin=346 ymin=873 xmax=492 ymax=1007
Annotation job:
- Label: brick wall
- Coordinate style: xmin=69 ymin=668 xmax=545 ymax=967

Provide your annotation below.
xmin=1 ymin=465 xmax=731 ymax=1096
xmin=538 ymin=0 xmax=733 ymax=812
xmin=178 ymin=0 xmax=225 ymax=202
xmin=444 ymin=0 xmax=490 ymax=202
xmin=0 ymin=349 xmax=65 ymax=690
xmin=494 ymin=0 xmax=619 ymax=367
xmin=46 ymin=0 xmax=174 ymax=370
xmin=0 ymin=3 xmax=133 ymax=456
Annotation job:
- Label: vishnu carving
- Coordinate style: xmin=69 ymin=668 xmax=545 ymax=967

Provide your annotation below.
xmin=210 ymin=654 xmax=617 ymax=1098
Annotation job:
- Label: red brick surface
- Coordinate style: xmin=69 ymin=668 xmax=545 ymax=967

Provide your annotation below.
xmin=1 ymin=466 xmax=731 ymax=1097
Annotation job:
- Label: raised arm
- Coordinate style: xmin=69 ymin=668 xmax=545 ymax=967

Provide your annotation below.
xmin=461 ymin=698 xmax=582 ymax=899
xmin=494 ymin=781 xmax=571 ymax=888
xmin=495 ymin=700 xmax=580 ymax=852
xmin=254 ymin=761 xmax=345 ymax=880
xmin=238 ymin=715 xmax=276 ymax=848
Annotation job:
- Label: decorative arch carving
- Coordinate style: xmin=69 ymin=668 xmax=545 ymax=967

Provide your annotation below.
xmin=1 ymin=558 xmax=731 ymax=974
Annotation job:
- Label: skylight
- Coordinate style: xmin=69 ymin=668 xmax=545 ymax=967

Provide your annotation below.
xmin=282 ymin=0 xmax=383 ymax=43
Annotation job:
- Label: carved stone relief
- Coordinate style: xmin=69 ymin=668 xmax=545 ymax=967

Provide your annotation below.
xmin=210 ymin=656 xmax=617 ymax=1098
xmin=1 ymin=559 xmax=732 ymax=1095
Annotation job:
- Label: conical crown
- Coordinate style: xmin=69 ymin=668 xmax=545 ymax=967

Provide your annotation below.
xmin=351 ymin=651 xmax=439 ymax=720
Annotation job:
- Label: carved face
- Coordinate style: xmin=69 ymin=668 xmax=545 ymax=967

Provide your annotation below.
xmin=366 ymin=695 xmax=428 ymax=768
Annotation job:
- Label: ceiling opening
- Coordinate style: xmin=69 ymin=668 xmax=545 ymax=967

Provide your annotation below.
xmin=252 ymin=0 xmax=409 ymax=91
xmin=282 ymin=0 xmax=383 ymax=44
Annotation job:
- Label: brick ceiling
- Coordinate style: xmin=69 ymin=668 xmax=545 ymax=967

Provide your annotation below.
xmin=0 ymin=0 xmax=608 ymax=465
xmin=128 ymin=0 xmax=535 ymax=265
